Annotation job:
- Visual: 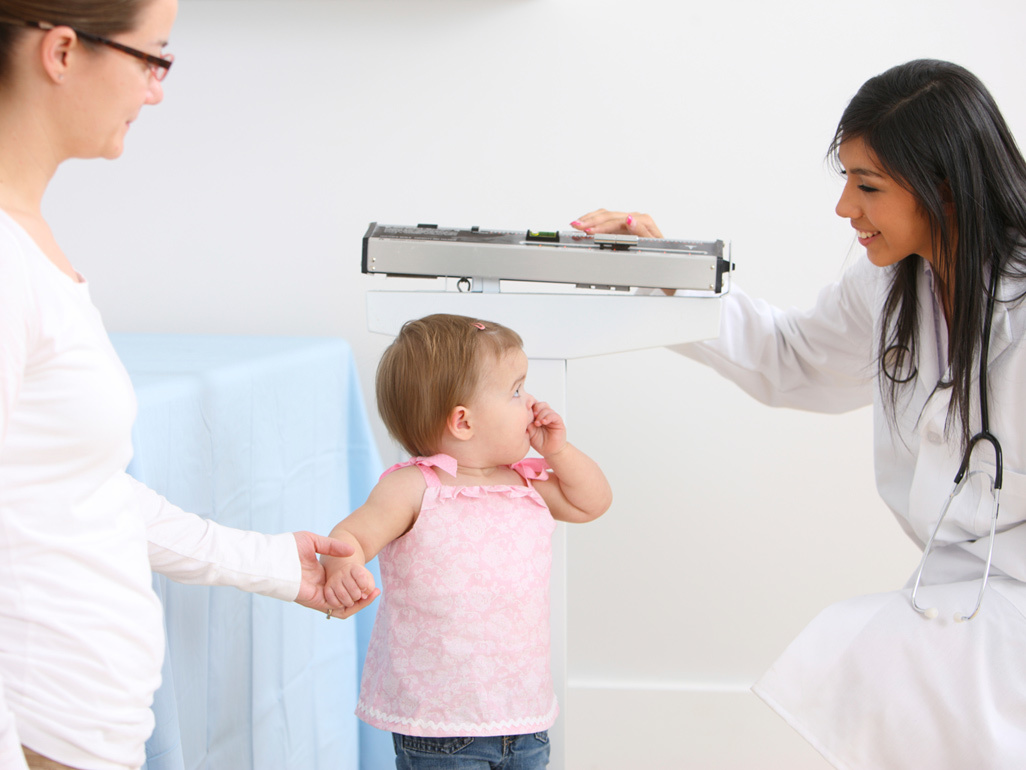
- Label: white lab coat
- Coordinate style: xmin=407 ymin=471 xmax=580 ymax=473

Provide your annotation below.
xmin=673 ymin=256 xmax=1026 ymax=769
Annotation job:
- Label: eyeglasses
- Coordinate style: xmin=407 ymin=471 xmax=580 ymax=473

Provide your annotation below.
xmin=26 ymin=21 xmax=173 ymax=81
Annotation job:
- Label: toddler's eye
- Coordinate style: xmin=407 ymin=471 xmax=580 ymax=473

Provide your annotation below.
xmin=513 ymin=388 xmax=521 ymax=398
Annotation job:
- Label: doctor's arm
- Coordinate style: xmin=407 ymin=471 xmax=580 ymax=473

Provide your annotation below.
xmin=574 ymin=206 xmax=878 ymax=412
xmin=672 ymin=260 xmax=879 ymax=412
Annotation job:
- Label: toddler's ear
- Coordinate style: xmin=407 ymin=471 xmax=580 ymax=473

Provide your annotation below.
xmin=447 ymin=405 xmax=474 ymax=441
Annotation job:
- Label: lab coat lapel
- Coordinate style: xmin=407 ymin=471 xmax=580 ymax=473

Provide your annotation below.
xmin=986 ymin=285 xmax=1015 ymax=370
xmin=914 ymin=263 xmax=949 ymax=432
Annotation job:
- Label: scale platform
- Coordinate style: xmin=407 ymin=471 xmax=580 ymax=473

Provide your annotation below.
xmin=362 ymin=222 xmax=732 ymax=294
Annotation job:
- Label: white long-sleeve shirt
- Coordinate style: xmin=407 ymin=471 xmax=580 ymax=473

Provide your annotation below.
xmin=0 ymin=211 xmax=300 ymax=770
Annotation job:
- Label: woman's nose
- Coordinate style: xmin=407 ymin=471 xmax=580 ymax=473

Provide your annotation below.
xmin=145 ymin=78 xmax=165 ymax=106
xmin=835 ymin=182 xmax=859 ymax=219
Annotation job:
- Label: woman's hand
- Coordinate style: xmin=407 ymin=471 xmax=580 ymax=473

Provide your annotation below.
xmin=570 ymin=209 xmax=663 ymax=238
xmin=292 ymin=531 xmax=355 ymax=612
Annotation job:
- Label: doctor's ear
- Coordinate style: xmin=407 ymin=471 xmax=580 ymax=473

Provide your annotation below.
xmin=940 ymin=181 xmax=956 ymax=217
xmin=446 ymin=405 xmax=474 ymax=441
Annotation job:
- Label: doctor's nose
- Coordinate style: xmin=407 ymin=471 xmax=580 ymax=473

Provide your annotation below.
xmin=835 ymin=184 xmax=860 ymax=220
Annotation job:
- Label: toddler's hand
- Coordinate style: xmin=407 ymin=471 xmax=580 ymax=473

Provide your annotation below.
xmin=528 ymin=401 xmax=567 ymax=457
xmin=325 ymin=561 xmax=377 ymax=610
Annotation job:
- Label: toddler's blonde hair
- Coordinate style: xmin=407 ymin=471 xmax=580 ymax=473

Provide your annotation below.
xmin=376 ymin=314 xmax=523 ymax=457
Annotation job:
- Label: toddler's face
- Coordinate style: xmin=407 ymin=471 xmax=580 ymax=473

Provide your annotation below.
xmin=467 ymin=348 xmax=536 ymax=466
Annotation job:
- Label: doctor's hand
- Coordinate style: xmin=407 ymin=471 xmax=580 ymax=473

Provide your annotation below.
xmin=292 ymin=530 xmax=356 ymax=613
xmin=570 ymin=209 xmax=663 ymax=238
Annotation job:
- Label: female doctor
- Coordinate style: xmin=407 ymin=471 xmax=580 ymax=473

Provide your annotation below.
xmin=574 ymin=59 xmax=1026 ymax=769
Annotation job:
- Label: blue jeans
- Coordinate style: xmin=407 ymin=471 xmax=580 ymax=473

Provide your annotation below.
xmin=392 ymin=732 xmax=550 ymax=769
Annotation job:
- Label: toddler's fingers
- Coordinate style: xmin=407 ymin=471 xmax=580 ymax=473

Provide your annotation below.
xmin=532 ymin=402 xmax=561 ymax=425
xmin=355 ymin=569 xmax=377 ymax=598
xmin=325 ymin=584 xmax=348 ymax=610
xmin=335 ymin=573 xmax=366 ymax=607
xmin=337 ymin=588 xmax=381 ymax=620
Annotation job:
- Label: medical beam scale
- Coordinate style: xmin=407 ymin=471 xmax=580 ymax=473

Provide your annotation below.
xmin=362 ymin=223 xmax=732 ymax=293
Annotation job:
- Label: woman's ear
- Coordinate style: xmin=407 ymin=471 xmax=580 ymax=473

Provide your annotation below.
xmin=446 ymin=405 xmax=474 ymax=441
xmin=39 ymin=25 xmax=80 ymax=84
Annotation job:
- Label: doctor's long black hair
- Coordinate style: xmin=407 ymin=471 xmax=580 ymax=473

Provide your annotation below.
xmin=830 ymin=59 xmax=1026 ymax=449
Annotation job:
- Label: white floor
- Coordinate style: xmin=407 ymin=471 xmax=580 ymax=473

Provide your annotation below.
xmin=565 ymin=687 xmax=832 ymax=769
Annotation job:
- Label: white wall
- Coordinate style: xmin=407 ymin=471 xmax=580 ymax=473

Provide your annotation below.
xmin=44 ymin=0 xmax=1026 ymax=767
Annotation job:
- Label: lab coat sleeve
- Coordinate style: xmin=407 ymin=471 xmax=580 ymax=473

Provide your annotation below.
xmin=671 ymin=259 xmax=879 ymax=413
xmin=132 ymin=475 xmax=302 ymax=601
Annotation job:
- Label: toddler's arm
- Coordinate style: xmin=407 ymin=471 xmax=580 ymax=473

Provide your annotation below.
xmin=321 ymin=467 xmax=424 ymax=617
xmin=529 ymin=402 xmax=612 ymax=523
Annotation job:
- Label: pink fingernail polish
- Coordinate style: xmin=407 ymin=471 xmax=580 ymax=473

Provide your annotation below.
xmin=571 ymin=220 xmax=582 ymax=227
xmin=626 ymin=215 xmax=634 ymax=226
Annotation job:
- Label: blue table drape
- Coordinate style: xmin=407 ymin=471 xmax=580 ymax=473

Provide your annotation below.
xmin=110 ymin=333 xmax=391 ymax=770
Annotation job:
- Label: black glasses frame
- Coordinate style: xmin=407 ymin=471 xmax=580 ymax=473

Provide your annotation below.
xmin=26 ymin=20 xmax=173 ymax=81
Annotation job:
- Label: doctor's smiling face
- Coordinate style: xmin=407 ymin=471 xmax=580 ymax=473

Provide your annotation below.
xmin=835 ymin=137 xmax=938 ymax=269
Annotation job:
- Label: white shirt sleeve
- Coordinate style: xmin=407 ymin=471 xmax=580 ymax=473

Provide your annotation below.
xmin=0 ymin=228 xmax=30 ymax=452
xmin=131 ymin=476 xmax=302 ymax=602
xmin=0 ymin=698 xmax=29 ymax=770
xmin=0 ymin=686 xmax=29 ymax=769
xmin=671 ymin=258 xmax=880 ymax=413
xmin=0 ymin=230 xmax=33 ymax=770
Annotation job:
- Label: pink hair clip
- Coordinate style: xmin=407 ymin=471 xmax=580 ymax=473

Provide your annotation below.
xmin=472 ymin=322 xmax=486 ymax=330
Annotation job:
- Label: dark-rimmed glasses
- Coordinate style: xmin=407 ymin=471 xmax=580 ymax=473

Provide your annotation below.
xmin=26 ymin=20 xmax=173 ymax=81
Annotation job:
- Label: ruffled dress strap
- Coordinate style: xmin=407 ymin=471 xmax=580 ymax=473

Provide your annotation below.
xmin=380 ymin=453 xmax=458 ymax=487
xmin=510 ymin=457 xmax=550 ymax=483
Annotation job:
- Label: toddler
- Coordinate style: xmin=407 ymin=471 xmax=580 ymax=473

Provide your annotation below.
xmin=323 ymin=313 xmax=611 ymax=769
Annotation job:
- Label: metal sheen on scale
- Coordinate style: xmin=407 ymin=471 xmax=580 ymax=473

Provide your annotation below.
xmin=362 ymin=223 xmax=732 ymax=293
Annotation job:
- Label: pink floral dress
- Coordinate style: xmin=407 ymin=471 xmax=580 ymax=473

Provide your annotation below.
xmin=356 ymin=453 xmax=558 ymax=737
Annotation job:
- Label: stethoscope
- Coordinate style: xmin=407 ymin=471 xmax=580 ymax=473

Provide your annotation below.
xmin=910 ymin=267 xmax=1002 ymax=622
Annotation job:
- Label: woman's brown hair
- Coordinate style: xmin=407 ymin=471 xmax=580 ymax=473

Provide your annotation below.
xmin=0 ymin=0 xmax=150 ymax=84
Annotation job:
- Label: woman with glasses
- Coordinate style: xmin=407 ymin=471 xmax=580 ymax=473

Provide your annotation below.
xmin=573 ymin=59 xmax=1026 ymax=768
xmin=0 ymin=3 xmax=351 ymax=769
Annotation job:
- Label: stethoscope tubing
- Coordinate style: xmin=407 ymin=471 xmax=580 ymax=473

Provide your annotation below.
xmin=910 ymin=266 xmax=1003 ymax=621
